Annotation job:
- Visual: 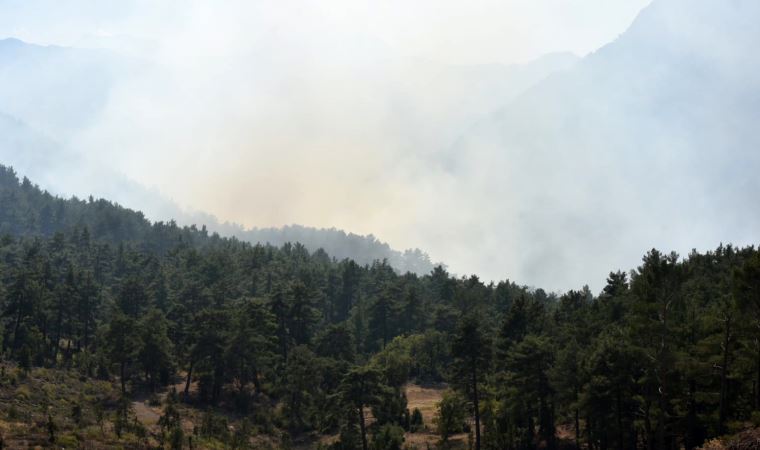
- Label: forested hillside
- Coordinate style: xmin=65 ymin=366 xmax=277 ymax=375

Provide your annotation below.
xmin=1 ymin=164 xmax=760 ymax=449
xmin=220 ymin=224 xmax=436 ymax=276
xmin=0 ymin=114 xmax=435 ymax=276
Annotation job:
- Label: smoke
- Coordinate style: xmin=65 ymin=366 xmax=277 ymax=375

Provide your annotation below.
xmin=13 ymin=0 xmax=746 ymax=293
xmin=438 ymin=0 xmax=760 ymax=290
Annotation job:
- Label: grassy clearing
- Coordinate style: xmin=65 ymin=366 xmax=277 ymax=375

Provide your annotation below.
xmin=404 ymin=383 xmax=468 ymax=449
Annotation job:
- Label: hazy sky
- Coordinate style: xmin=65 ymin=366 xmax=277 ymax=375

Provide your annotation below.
xmin=0 ymin=1 xmax=659 ymax=291
xmin=1 ymin=1 xmax=651 ymax=64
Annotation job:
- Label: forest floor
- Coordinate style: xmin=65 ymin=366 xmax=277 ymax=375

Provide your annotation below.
xmin=10 ymin=364 xmax=752 ymax=450
xmin=0 ymin=361 xmax=454 ymax=449
xmin=0 ymin=362 xmax=126 ymax=448
xmin=0 ymin=363 xmax=282 ymax=448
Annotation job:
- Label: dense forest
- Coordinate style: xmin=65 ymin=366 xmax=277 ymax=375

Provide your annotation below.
xmin=1 ymin=163 xmax=760 ymax=449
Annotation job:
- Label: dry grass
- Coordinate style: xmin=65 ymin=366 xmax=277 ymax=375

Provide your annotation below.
xmin=131 ymin=399 xmax=161 ymax=426
xmin=404 ymin=383 xmax=468 ymax=449
xmin=406 ymin=383 xmax=446 ymax=427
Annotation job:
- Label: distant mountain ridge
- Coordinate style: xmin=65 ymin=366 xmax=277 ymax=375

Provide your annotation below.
xmin=0 ymin=163 xmax=440 ymax=275
xmin=0 ymin=37 xmax=582 ymax=277
xmin=446 ymin=0 xmax=760 ymax=289
xmin=217 ymin=223 xmax=436 ymax=275
xmin=0 ymin=155 xmax=438 ymax=273
xmin=0 ymin=37 xmax=439 ymax=273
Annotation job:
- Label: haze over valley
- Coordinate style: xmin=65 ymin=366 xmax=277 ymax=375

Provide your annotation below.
xmin=3 ymin=0 xmax=725 ymax=291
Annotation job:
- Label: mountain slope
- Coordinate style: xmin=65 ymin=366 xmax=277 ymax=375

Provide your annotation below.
xmin=220 ymin=223 xmax=435 ymax=274
xmin=0 ymin=38 xmax=580 ymax=276
xmin=446 ymin=0 xmax=760 ymax=289
xmin=0 ymin=162 xmax=437 ymax=273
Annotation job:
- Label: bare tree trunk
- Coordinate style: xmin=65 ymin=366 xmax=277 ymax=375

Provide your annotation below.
xmin=644 ymin=399 xmax=653 ymax=450
xmin=657 ymin=301 xmax=671 ymax=450
xmin=617 ymin=389 xmax=624 ymax=450
xmin=359 ymin=406 xmax=368 ymax=450
xmin=83 ymin=315 xmax=90 ymax=353
xmin=756 ymin=338 xmax=760 ymax=411
xmin=184 ymin=361 xmax=194 ymax=401
xmin=472 ymin=367 xmax=481 ymax=450
xmin=120 ymin=360 xmax=127 ymax=395
xmin=252 ymin=366 xmax=262 ymax=394
xmin=718 ymin=314 xmax=732 ymax=434
xmin=53 ymin=300 xmax=63 ymax=363
xmin=12 ymin=307 xmax=23 ymax=351
xmin=684 ymin=379 xmax=696 ymax=449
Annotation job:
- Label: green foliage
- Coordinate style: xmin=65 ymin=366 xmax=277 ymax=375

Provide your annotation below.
xmin=339 ymin=365 xmax=389 ymax=450
xmin=137 ymin=308 xmax=174 ymax=389
xmin=370 ymin=424 xmax=405 ymax=450
xmin=451 ymin=313 xmax=491 ymax=449
xmin=281 ymin=345 xmax=321 ymax=431
xmin=159 ymin=388 xmax=182 ymax=441
xmin=332 ymin=404 xmax=363 ymax=450
xmin=1 ymin=165 xmax=760 ymax=448
xmin=200 ymin=410 xmax=230 ymax=441
xmin=102 ymin=312 xmax=140 ymax=394
xmin=315 ymin=322 xmax=356 ymax=363
xmin=410 ymin=408 xmax=424 ymax=432
xmin=113 ymin=395 xmax=134 ymax=438
xmin=435 ymin=390 xmax=468 ymax=444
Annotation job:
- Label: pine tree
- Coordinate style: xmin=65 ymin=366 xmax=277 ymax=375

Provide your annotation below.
xmin=369 ymin=282 xmax=401 ymax=350
xmin=340 ymin=365 xmax=385 ymax=450
xmin=104 ymin=312 xmax=140 ymax=395
xmin=137 ymin=308 xmax=174 ymax=391
xmin=451 ymin=314 xmax=491 ymax=450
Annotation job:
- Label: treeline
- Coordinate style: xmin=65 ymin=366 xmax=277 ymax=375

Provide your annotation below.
xmin=0 ymin=157 xmax=435 ymax=277
xmin=1 ymin=163 xmax=760 ymax=449
xmin=222 ymin=224 xmax=437 ymax=276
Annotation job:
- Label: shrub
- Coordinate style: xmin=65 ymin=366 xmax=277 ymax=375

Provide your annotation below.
xmin=14 ymin=385 xmax=31 ymax=400
xmin=201 ymin=411 xmax=230 ymax=441
xmin=434 ymin=390 xmax=467 ymax=444
xmin=751 ymin=410 xmax=760 ymax=427
xmin=56 ymin=433 xmax=79 ymax=447
xmin=410 ymin=408 xmax=424 ymax=432
xmin=7 ymin=403 xmax=20 ymax=420
xmin=370 ymin=424 xmax=405 ymax=450
xmin=148 ymin=393 xmax=162 ymax=407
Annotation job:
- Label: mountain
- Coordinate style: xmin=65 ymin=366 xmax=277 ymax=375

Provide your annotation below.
xmin=0 ymin=118 xmax=437 ymax=272
xmin=378 ymin=52 xmax=580 ymax=155
xmin=0 ymin=37 xmax=128 ymax=139
xmin=0 ymin=158 xmax=438 ymax=272
xmin=0 ymin=38 xmax=435 ymax=272
xmin=0 ymin=38 xmax=580 ymax=277
xmin=219 ymin=223 xmax=436 ymax=274
xmin=447 ymin=0 xmax=760 ymax=289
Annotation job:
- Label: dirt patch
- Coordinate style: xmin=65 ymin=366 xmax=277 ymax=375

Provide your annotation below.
xmin=132 ymin=400 xmax=161 ymax=426
xmin=556 ymin=423 xmax=577 ymax=441
xmin=727 ymin=427 xmax=760 ymax=450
